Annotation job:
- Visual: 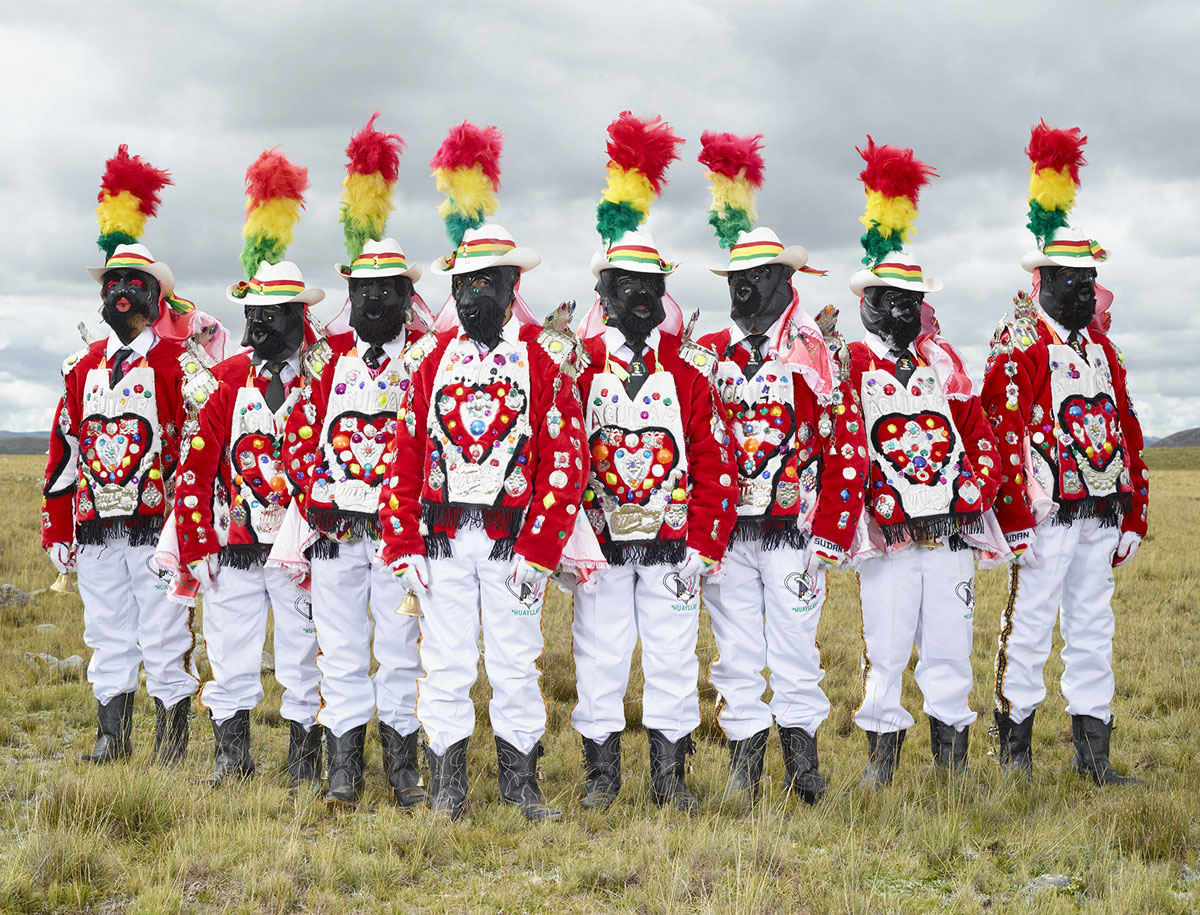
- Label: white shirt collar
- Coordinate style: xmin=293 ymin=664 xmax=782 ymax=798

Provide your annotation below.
xmin=106 ymin=327 xmax=156 ymax=359
xmin=467 ymin=316 xmax=523 ymax=355
xmin=604 ymin=325 xmax=660 ymax=360
xmin=735 ymin=313 xmax=785 ymax=352
xmin=862 ymin=331 xmax=894 ymax=360
xmin=1037 ymin=306 xmax=1089 ymax=344
xmin=255 ymin=352 xmax=301 ymax=384
xmin=356 ymin=329 xmax=407 ymax=363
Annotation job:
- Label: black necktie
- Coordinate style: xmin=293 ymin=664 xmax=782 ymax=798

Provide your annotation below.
xmin=109 ymin=347 xmax=133 ymax=387
xmin=264 ymin=362 xmax=286 ymax=412
xmin=743 ymin=333 xmax=768 ymax=379
xmin=363 ymin=345 xmax=386 ymax=372
xmin=890 ymin=348 xmax=918 ymax=386
xmin=623 ymin=342 xmax=648 ymax=399
xmin=1067 ymin=330 xmax=1087 ymax=358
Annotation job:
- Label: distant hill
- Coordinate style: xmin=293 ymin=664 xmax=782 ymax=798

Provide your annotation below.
xmin=1151 ymin=427 xmax=1200 ymax=448
xmin=0 ymin=430 xmax=49 ymax=439
xmin=0 ymin=437 xmax=48 ymax=455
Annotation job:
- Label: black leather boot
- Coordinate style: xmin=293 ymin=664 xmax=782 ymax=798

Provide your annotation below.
xmin=323 ymin=724 xmax=367 ymax=807
xmin=858 ymin=729 xmax=905 ymax=788
xmin=81 ymin=691 xmax=135 ymax=763
xmin=286 ymin=720 xmax=323 ymax=791
xmin=426 ymin=737 xmax=469 ymax=821
xmin=496 ymin=737 xmax=561 ymax=822
xmin=929 ymin=717 xmax=969 ymax=772
xmin=779 ymin=726 xmax=828 ymax=805
xmin=993 ymin=709 xmax=1034 ymax=781
xmin=152 ymin=697 xmax=190 ymax=765
xmin=581 ymin=733 xmax=621 ymax=810
xmin=1071 ymin=715 xmax=1140 ymax=786
xmin=380 ymin=722 xmax=425 ymax=808
xmin=205 ymin=709 xmax=254 ymax=786
xmin=647 ymin=729 xmax=699 ymax=814
xmin=725 ymin=728 xmax=769 ymax=800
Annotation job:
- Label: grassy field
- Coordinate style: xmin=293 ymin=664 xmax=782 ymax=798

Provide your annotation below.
xmin=0 ymin=450 xmax=1197 ymax=914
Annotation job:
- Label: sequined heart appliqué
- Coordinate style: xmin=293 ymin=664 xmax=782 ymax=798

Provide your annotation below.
xmin=434 ymin=381 xmax=527 ymax=464
xmin=232 ymin=432 xmax=287 ymax=504
xmin=590 ymin=425 xmax=679 ymax=505
xmin=871 ymin=412 xmax=956 ymax=485
xmin=723 ymin=398 xmax=795 ymax=477
xmin=327 ymin=412 xmax=395 ymax=485
xmin=81 ymin=414 xmax=153 ymax=487
xmin=1059 ymin=394 xmax=1120 ymax=471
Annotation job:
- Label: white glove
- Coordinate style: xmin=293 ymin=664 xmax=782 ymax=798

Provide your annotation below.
xmin=189 ymin=554 xmax=220 ymax=592
xmin=511 ymin=555 xmax=553 ymax=588
xmin=676 ymin=547 xmax=717 ymax=581
xmin=390 ymin=554 xmax=430 ymax=598
xmin=47 ymin=542 xmax=75 ymax=573
xmin=1112 ymin=531 xmax=1142 ymax=568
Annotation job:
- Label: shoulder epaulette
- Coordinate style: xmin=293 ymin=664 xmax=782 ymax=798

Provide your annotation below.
xmin=301 ymin=337 xmax=334 ymax=382
xmin=678 ymin=337 xmax=718 ymax=382
xmin=402 ymin=331 xmax=440 ymax=376
xmin=179 ymin=344 xmax=218 ymax=414
xmin=61 ymin=348 xmax=90 ymax=378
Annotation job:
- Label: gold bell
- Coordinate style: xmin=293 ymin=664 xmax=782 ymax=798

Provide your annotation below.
xmin=398 ymin=590 xmax=423 ymax=618
xmin=50 ymin=572 xmax=76 ymax=594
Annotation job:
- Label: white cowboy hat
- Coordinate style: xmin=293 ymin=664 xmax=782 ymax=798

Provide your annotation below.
xmin=708 ymin=226 xmax=809 ymax=275
xmin=849 ymin=250 xmax=943 ymax=296
xmin=336 ymin=237 xmax=422 ymax=283
xmin=590 ymin=228 xmax=678 ymax=278
xmin=87 ymin=243 xmax=176 ymax=298
xmin=1020 ymin=225 xmax=1112 ymax=272
xmin=431 ymin=224 xmax=540 ymax=276
xmin=226 ymin=260 xmax=325 ymax=306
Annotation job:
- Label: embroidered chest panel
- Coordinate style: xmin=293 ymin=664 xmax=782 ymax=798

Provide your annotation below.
xmin=78 ymin=364 xmax=164 ymax=519
xmin=1029 ymin=342 xmax=1129 ymax=501
xmin=715 ymin=358 xmax=819 ymax=519
xmin=226 ymin=385 xmax=292 ymax=543
xmin=583 ymin=369 xmax=688 ymax=542
xmin=428 ymin=337 xmax=533 ymax=506
xmin=860 ymin=366 xmax=980 ymax=522
xmin=314 ymin=355 xmax=406 ymax=514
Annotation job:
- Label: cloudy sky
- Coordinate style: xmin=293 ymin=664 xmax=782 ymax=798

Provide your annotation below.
xmin=2 ymin=2 xmax=1196 ymax=437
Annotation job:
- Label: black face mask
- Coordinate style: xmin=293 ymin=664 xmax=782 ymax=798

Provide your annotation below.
xmin=241 ymin=301 xmax=306 ymax=364
xmin=1038 ymin=266 xmax=1097 ymax=332
xmin=728 ymin=263 xmax=795 ymax=335
xmin=452 ymin=266 xmax=519 ymax=350
xmin=597 ymin=268 xmax=667 ymax=348
xmin=100 ymin=268 xmax=160 ymax=345
xmin=860 ymin=286 xmax=924 ymax=350
xmin=348 ymin=274 xmax=412 ymax=346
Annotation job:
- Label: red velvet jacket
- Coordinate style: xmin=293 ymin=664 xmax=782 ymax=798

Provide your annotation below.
xmin=699 ymin=328 xmax=868 ymax=559
xmin=575 ymin=331 xmax=738 ymax=566
xmin=982 ymin=315 xmax=1147 ymax=538
xmin=849 ymin=338 xmax=1000 ymax=546
xmin=378 ymin=323 xmax=587 ymax=570
xmin=42 ymin=337 xmax=185 ymax=548
xmin=173 ymin=352 xmax=301 ymax=567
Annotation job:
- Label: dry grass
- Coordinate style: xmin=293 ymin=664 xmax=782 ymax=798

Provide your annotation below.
xmin=0 ymin=451 xmax=1197 ymax=913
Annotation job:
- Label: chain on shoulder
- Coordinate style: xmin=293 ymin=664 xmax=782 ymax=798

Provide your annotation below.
xmin=179 ymin=343 xmax=218 ymax=416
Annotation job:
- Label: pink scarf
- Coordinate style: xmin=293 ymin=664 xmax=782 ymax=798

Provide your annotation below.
xmin=769 ymin=288 xmax=834 ymax=402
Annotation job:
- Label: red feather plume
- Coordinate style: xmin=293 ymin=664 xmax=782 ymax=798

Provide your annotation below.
xmin=97 ymin=144 xmax=172 ymax=216
xmin=606 ymin=111 xmax=684 ymax=193
xmin=856 ymin=135 xmax=938 ymax=203
xmin=697 ymin=131 xmax=765 ymax=187
xmin=245 ymin=149 xmax=309 ymax=206
xmin=1026 ymin=120 xmax=1087 ymax=184
xmin=429 ymin=122 xmax=503 ymax=190
xmin=345 ymin=112 xmax=405 ymax=181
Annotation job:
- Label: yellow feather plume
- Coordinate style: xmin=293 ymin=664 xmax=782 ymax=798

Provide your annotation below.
xmin=96 ymin=190 xmax=147 ymax=240
xmin=1028 ymin=165 xmax=1077 ymax=214
xmin=341 ymin=171 xmax=393 ymax=238
xmin=600 ymin=164 xmax=653 ymax=216
xmin=243 ymin=198 xmax=303 ymax=248
xmin=433 ymin=165 xmax=499 ymax=221
xmin=859 ymin=189 xmax=919 ymax=239
xmin=706 ymin=173 xmax=757 ymax=224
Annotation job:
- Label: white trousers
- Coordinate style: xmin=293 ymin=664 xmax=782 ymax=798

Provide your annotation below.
xmin=855 ymin=545 xmax=978 ymax=734
xmin=994 ymin=517 xmax=1120 ymax=724
xmin=200 ymin=563 xmax=320 ymax=727
xmin=420 ymin=526 xmax=548 ymax=755
xmin=703 ymin=541 xmax=830 ymax=740
xmin=572 ymin=561 xmax=702 ymax=744
xmin=78 ymin=540 xmax=198 ymax=707
xmin=310 ymin=536 xmax=422 ymax=738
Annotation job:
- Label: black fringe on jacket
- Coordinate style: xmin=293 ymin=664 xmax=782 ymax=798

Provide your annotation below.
xmin=599 ymin=537 xmax=687 ymax=567
xmin=421 ymin=502 xmax=525 ymax=562
xmin=879 ymin=511 xmax=983 ymax=547
xmin=1052 ymin=492 xmax=1131 ymax=529
xmin=220 ymin=544 xmax=271 ymax=569
xmin=305 ymin=507 xmax=382 ymax=541
xmin=728 ymin=516 xmax=810 ymax=552
xmin=76 ymin=515 xmax=164 ymax=547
